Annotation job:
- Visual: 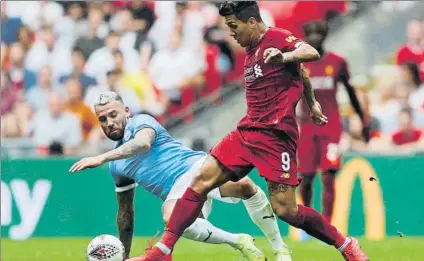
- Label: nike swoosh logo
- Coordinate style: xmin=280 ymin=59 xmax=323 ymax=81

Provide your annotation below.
xmin=203 ymin=230 xmax=213 ymax=242
xmin=262 ymin=215 xmax=275 ymax=220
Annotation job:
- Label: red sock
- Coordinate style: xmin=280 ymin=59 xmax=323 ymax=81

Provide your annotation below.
xmin=299 ymin=175 xmax=314 ymax=207
xmin=159 ymin=187 xmax=207 ymax=251
xmin=289 ymin=204 xmax=345 ymax=248
xmin=322 ymin=171 xmax=336 ymax=221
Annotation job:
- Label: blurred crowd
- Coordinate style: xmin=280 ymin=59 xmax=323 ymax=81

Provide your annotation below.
xmin=1 ymin=1 xmax=244 ymax=155
xmin=340 ymin=19 xmax=424 ymax=154
xmin=1 ymin=1 xmax=423 ymax=156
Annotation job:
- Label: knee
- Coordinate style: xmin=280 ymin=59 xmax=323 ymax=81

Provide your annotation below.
xmin=234 ymin=178 xmax=257 ymax=200
xmin=163 ymin=213 xmax=170 ymax=224
xmin=191 ymin=172 xmax=215 ymax=195
xmin=272 ymin=202 xmax=298 ymax=222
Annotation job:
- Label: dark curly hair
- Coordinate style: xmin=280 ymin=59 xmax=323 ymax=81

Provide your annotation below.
xmin=218 ymin=1 xmax=262 ymax=23
xmin=302 ymin=20 xmax=329 ymax=38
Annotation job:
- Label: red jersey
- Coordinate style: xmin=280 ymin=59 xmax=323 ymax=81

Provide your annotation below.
xmin=392 ymin=128 xmax=423 ymax=145
xmin=301 ymin=52 xmax=350 ymax=135
xmin=396 ymin=44 xmax=424 ymax=80
xmin=238 ymin=27 xmax=305 ymax=141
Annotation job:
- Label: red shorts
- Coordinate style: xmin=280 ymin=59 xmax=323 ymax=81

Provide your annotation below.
xmin=298 ymin=123 xmax=342 ymax=175
xmin=210 ymin=128 xmax=299 ymax=186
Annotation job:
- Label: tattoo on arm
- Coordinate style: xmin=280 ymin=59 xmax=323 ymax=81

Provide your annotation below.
xmin=268 ymin=181 xmax=290 ymax=196
xmin=101 ymin=128 xmax=156 ymax=163
xmin=283 ymin=44 xmax=320 ymax=63
xmin=117 ymin=188 xmax=135 ymax=259
xmin=300 ymin=65 xmax=316 ymax=109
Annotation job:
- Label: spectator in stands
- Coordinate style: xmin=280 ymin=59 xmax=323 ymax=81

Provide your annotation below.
xmin=1 ymin=71 xmax=19 ymax=117
xmin=113 ymin=50 xmax=167 ymax=116
xmin=54 ymin=2 xmax=86 ymax=47
xmin=64 ymin=77 xmax=102 ymax=142
xmin=391 ymin=107 xmax=424 ymax=152
xmin=74 ymin=7 xmax=107 ymax=60
xmin=25 ymin=24 xmax=72 ymax=81
xmin=31 ymin=92 xmax=82 ymax=155
xmin=26 ymin=65 xmax=65 ymax=111
xmin=17 ymin=25 xmax=33 ymax=53
xmin=149 ymin=1 xmax=206 ymax=52
xmin=84 ymin=31 xmax=140 ymax=84
xmin=400 ymin=62 xmax=424 ymax=110
xmin=85 ymin=69 xmax=142 ymax=114
xmin=149 ymin=31 xmax=205 ymax=105
xmin=114 ymin=8 xmax=154 ymax=70
xmin=204 ymin=16 xmax=235 ymax=74
xmin=1 ymin=43 xmax=7 ymax=68
xmin=371 ymin=77 xmax=402 ymax=135
xmin=1 ymin=6 xmax=23 ymax=45
xmin=7 ymin=43 xmax=36 ymax=89
xmin=128 ymin=1 xmax=155 ymax=34
xmin=58 ymin=47 xmax=97 ymax=91
xmin=396 ymin=19 xmax=424 ymax=80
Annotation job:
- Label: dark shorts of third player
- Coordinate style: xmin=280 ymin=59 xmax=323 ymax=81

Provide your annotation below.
xmin=210 ymin=128 xmax=300 ymax=186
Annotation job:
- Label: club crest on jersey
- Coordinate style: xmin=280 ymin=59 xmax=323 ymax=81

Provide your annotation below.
xmin=123 ymin=130 xmax=131 ymax=141
xmin=325 ymin=65 xmax=334 ymax=76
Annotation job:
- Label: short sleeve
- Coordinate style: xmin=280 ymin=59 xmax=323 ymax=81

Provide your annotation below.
xmin=110 ymin=164 xmax=137 ymax=193
xmin=131 ymin=114 xmax=162 ymax=136
xmin=279 ymin=29 xmax=305 ymax=53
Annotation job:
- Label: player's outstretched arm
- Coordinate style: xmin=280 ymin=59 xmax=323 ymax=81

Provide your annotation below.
xmin=69 ymin=128 xmax=156 ymax=173
xmin=117 ymin=187 xmax=135 ymax=259
xmin=100 ymin=128 xmax=156 ymax=162
xmin=300 ymin=64 xmax=328 ymax=126
xmin=340 ymin=75 xmax=369 ymax=141
xmin=264 ymin=44 xmax=320 ymax=64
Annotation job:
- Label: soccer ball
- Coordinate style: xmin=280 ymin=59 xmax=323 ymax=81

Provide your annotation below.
xmin=86 ymin=234 xmax=125 ymax=261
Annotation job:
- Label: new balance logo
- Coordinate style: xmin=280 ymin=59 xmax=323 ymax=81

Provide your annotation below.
xmin=254 ymin=64 xmax=263 ymax=78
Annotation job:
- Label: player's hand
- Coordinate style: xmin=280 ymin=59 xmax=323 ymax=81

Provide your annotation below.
xmin=69 ymin=156 xmax=105 ymax=173
xmin=263 ymin=48 xmax=284 ymax=64
xmin=310 ymin=101 xmax=328 ymax=126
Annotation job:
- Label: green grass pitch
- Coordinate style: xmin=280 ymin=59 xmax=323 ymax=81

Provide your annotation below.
xmin=2 ymin=237 xmax=423 ymax=261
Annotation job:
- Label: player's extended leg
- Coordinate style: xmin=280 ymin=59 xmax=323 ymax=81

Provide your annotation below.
xmin=321 ymin=170 xmax=337 ymax=221
xmin=219 ymin=178 xmax=292 ymax=261
xmin=266 ymin=180 xmax=368 ymax=261
xmin=298 ymin=174 xmax=315 ymax=207
xmin=135 ymin=156 xmax=240 ymax=261
xmin=162 ymin=200 xmax=239 ymax=247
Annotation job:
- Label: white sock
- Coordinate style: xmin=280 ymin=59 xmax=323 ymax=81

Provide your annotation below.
xmin=338 ymin=237 xmax=352 ymax=252
xmin=243 ymin=187 xmax=287 ymax=252
xmin=182 ymin=218 xmax=240 ymax=248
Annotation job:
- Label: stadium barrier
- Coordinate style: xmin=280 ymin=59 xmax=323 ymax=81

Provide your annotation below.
xmin=1 ymin=155 xmax=422 ymax=241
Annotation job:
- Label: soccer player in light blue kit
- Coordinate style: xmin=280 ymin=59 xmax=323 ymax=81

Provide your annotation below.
xmin=70 ymin=91 xmax=292 ymax=261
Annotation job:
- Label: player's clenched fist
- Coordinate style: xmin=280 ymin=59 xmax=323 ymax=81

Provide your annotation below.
xmin=69 ymin=156 xmax=105 ymax=173
xmin=310 ymin=101 xmax=328 ymax=126
xmin=263 ymin=47 xmax=284 ymax=64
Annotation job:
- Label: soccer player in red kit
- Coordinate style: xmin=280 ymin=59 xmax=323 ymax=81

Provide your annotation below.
xmin=130 ymin=2 xmax=368 ymax=261
xmin=298 ymin=21 xmax=366 ymax=223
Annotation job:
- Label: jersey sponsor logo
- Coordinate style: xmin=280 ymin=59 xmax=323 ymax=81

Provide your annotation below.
xmin=123 ymin=130 xmax=131 ymax=142
xmin=280 ymin=172 xmax=291 ymax=179
xmin=244 ymin=63 xmax=263 ymax=82
xmin=310 ymin=76 xmax=335 ymax=90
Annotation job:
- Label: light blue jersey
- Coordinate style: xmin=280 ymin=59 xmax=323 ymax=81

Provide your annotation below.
xmin=109 ymin=114 xmax=206 ymax=200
